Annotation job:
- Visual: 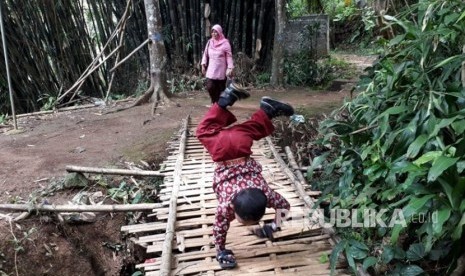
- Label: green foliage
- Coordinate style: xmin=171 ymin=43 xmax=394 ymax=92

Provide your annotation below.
xmin=284 ymin=22 xmax=350 ymax=87
xmin=38 ymin=95 xmax=57 ymax=111
xmin=287 ymin=0 xmax=308 ymax=19
xmin=10 ymin=226 xmax=37 ymax=253
xmin=284 ymin=54 xmax=354 ymax=87
xmin=322 ymin=0 xmax=357 ymax=20
xmin=254 ymin=72 xmax=271 ymax=87
xmin=311 ymin=1 xmax=465 ymax=274
xmin=134 ymin=80 xmax=149 ymax=98
xmin=349 ymin=7 xmax=378 ymax=45
xmin=167 ymin=76 xmax=203 ymax=94
xmin=0 ymin=114 xmax=7 ymax=125
xmin=107 ymin=177 xmax=161 ymax=204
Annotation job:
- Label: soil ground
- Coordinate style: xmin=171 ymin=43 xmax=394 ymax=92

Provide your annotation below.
xmin=0 ymin=55 xmax=375 ymax=276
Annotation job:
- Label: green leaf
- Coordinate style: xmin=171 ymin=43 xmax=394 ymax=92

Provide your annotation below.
xmin=452 ymin=212 xmax=465 ymax=240
xmin=319 ymin=253 xmax=329 ymax=264
xmin=329 ymin=240 xmax=347 ymax=274
xmin=406 ymin=243 xmax=426 ymax=261
xmin=131 ymin=190 xmax=143 ymax=204
xmin=406 ymin=134 xmax=428 ymax=159
xmin=456 ymin=10 xmax=465 ymax=23
xmin=400 ymin=265 xmax=424 ymax=276
xmin=432 ymin=55 xmax=462 ymax=70
xmin=390 ymin=224 xmax=403 ymax=244
xmin=451 ymin=120 xmax=465 ymax=134
xmin=384 ymin=14 xmax=408 ymax=32
xmin=375 ymin=105 xmax=408 ymax=121
xmin=438 ymin=178 xmax=457 ymax=209
xmin=389 ymin=34 xmax=405 ymax=46
xmin=381 ymin=246 xmax=394 ymax=264
xmin=348 ymin=245 xmax=368 ymax=260
xmin=307 ymin=152 xmax=329 ymax=181
xmin=428 ymin=117 xmax=459 ymax=138
xmin=432 ymin=208 xmax=451 ymax=235
xmin=362 ymin=256 xmax=377 ymax=270
xmin=403 ymin=195 xmax=434 ymax=219
xmin=413 ymin=151 xmax=441 ymax=166
xmin=428 ymin=156 xmax=459 ymax=182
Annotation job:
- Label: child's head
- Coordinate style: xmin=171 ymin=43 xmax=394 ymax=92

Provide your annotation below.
xmin=232 ymin=188 xmax=267 ymax=225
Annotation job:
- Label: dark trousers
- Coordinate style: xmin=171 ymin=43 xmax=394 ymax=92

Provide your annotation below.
xmin=196 ymin=104 xmax=274 ymax=162
xmin=206 ymin=78 xmax=227 ymax=103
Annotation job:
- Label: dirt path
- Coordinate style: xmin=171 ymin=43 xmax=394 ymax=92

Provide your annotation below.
xmin=0 ymin=87 xmax=353 ymax=275
xmin=0 ymin=51 xmax=379 ymax=275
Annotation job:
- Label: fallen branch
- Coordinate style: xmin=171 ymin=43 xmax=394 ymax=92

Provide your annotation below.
xmin=66 ymin=165 xmax=166 ymax=177
xmin=0 ymin=203 xmax=162 ymax=213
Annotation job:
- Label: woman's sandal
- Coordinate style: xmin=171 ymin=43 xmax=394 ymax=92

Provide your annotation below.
xmin=216 ymin=249 xmax=237 ymax=269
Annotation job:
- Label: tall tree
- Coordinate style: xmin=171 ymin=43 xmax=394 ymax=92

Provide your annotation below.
xmin=270 ymin=0 xmax=286 ymax=86
xmin=143 ymin=0 xmax=171 ymax=106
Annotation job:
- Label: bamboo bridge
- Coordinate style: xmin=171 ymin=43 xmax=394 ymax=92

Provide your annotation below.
xmin=121 ymin=116 xmax=349 ymax=276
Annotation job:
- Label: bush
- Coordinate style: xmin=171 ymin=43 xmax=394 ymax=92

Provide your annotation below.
xmin=312 ymin=1 xmax=465 ymax=274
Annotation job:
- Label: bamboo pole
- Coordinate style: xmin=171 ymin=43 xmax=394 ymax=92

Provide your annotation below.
xmin=0 ymin=1 xmax=17 ymax=130
xmin=284 ymin=146 xmax=307 ymax=186
xmin=265 ymin=137 xmax=316 ymax=209
xmin=66 ymin=165 xmax=166 ymax=177
xmin=160 ymin=115 xmax=189 ymax=275
xmin=265 ymin=137 xmax=340 ymax=243
xmin=0 ymin=203 xmax=162 ymax=213
xmin=109 ymin=38 xmax=150 ymax=73
xmin=58 ymin=45 xmax=122 ymax=102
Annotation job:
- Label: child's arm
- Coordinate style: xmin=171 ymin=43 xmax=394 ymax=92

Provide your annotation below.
xmin=252 ymin=189 xmax=290 ymax=239
xmin=269 ymin=190 xmax=291 ymax=227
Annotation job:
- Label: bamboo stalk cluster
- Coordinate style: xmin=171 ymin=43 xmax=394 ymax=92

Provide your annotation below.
xmin=0 ymin=0 xmax=277 ymax=115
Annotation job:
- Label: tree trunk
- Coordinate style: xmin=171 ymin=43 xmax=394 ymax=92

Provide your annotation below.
xmin=144 ymin=0 xmax=171 ymax=105
xmin=270 ymin=0 xmax=286 ymax=87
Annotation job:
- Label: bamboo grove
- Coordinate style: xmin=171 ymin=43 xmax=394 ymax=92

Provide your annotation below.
xmin=0 ymin=0 xmax=278 ymax=115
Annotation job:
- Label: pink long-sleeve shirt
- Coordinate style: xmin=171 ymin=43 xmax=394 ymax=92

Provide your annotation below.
xmin=201 ymin=39 xmax=234 ymax=80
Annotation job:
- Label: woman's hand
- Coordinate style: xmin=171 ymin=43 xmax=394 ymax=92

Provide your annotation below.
xmin=201 ymin=64 xmax=206 ymax=75
xmin=226 ymin=68 xmax=233 ymax=78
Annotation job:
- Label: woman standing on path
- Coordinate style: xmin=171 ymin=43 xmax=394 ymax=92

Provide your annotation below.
xmin=201 ymin=24 xmax=234 ymax=104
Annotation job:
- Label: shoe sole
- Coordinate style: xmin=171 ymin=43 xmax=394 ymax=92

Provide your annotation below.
xmin=260 ymin=97 xmax=294 ymax=116
xmin=230 ymin=83 xmax=250 ymax=100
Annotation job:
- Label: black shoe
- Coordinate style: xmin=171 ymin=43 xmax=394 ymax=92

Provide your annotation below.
xmin=218 ymin=82 xmax=250 ymax=108
xmin=260 ymin=96 xmax=294 ymax=118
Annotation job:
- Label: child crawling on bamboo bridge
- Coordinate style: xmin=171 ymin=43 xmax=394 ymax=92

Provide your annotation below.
xmin=195 ymin=83 xmax=294 ymax=269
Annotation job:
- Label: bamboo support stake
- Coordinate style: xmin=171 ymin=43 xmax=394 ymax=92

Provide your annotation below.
xmin=266 ymin=138 xmax=340 ymax=245
xmin=105 ymin=0 xmax=133 ymax=101
xmin=109 ymin=38 xmax=150 ymax=73
xmin=58 ymin=45 xmax=122 ymax=102
xmin=265 ymin=137 xmax=316 ymax=209
xmin=66 ymin=165 xmax=166 ymax=177
xmin=160 ymin=116 xmax=189 ymax=275
xmin=0 ymin=203 xmax=162 ymax=212
xmin=284 ymin=146 xmax=308 ymax=186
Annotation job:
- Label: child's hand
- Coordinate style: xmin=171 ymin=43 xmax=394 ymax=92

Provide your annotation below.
xmin=252 ymin=223 xmax=279 ymax=241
